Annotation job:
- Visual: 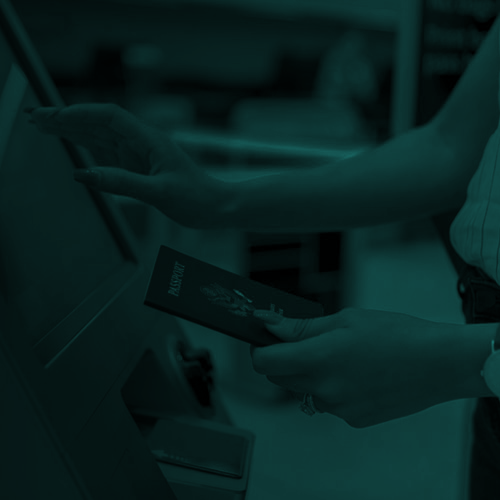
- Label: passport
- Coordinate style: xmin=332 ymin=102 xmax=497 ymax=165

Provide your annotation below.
xmin=144 ymin=245 xmax=325 ymax=346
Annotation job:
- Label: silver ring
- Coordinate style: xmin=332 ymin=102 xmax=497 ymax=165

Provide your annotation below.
xmin=300 ymin=393 xmax=317 ymax=416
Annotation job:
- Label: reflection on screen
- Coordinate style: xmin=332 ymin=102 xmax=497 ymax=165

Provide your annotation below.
xmin=0 ymin=44 xmax=125 ymax=347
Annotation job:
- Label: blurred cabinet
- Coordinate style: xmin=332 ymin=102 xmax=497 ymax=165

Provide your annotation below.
xmin=246 ymin=232 xmax=343 ymax=315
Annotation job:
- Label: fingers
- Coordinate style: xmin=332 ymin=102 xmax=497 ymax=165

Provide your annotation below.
xmin=31 ymin=105 xmax=113 ymax=135
xmin=250 ymin=309 xmax=353 ymax=373
xmin=266 ymin=376 xmax=328 ymax=413
xmin=31 ymin=103 xmax=118 ymax=127
xmin=278 ymin=315 xmax=343 ymax=341
xmin=266 ymin=374 xmax=312 ymax=395
xmin=251 ymin=331 xmax=337 ymax=376
xmin=28 ymin=104 xmax=156 ymax=165
xmin=74 ymin=166 xmax=155 ymax=202
xmin=29 ymin=106 xmax=118 ymax=159
xmin=251 ymin=309 xmax=357 ymax=377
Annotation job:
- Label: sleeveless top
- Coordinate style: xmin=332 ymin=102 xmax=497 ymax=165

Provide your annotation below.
xmin=449 ymin=29 xmax=500 ymax=285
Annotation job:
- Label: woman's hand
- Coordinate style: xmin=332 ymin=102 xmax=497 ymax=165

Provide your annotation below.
xmin=251 ymin=308 xmax=470 ymax=428
xmin=27 ymin=103 xmax=227 ymax=229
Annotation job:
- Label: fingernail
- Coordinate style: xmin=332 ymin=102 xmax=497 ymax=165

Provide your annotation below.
xmin=74 ymin=169 xmax=100 ymax=187
xmin=253 ymin=310 xmax=284 ymax=324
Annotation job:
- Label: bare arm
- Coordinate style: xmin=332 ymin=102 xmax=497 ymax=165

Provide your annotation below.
xmin=213 ymin=17 xmax=500 ymax=233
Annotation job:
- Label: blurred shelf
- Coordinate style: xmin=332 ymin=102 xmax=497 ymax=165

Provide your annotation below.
xmin=300 ymin=271 xmax=340 ymax=294
xmin=88 ymin=0 xmax=399 ymax=31
xmin=246 ymin=233 xmax=311 ymax=246
xmin=249 ymin=246 xmax=303 ymax=272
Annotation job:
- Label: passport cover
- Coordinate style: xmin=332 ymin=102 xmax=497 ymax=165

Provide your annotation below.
xmin=144 ymin=245 xmax=324 ymax=346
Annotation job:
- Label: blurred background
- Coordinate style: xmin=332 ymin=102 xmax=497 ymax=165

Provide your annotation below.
xmin=12 ymin=0 xmax=497 ymax=498
xmin=15 ymin=0 xmax=399 ymax=314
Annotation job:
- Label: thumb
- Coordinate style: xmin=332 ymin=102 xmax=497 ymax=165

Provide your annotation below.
xmin=74 ymin=167 xmax=154 ymax=203
xmin=253 ymin=310 xmax=321 ymax=342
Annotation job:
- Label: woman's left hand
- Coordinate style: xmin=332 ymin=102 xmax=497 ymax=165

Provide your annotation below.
xmin=251 ymin=308 xmax=464 ymax=428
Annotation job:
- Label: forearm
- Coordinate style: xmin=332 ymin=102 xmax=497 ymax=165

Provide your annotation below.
xmin=215 ymin=123 xmax=469 ymax=233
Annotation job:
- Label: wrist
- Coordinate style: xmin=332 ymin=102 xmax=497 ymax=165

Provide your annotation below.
xmin=451 ymin=322 xmax=497 ymax=399
xmin=211 ymin=178 xmax=240 ymax=231
xmin=194 ymin=175 xmax=238 ymax=231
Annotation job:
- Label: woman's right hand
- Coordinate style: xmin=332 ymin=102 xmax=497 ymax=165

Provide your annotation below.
xmin=27 ymin=103 xmax=228 ymax=229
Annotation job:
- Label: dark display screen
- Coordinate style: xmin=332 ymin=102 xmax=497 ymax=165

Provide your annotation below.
xmin=0 ymin=32 xmax=126 ymax=349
